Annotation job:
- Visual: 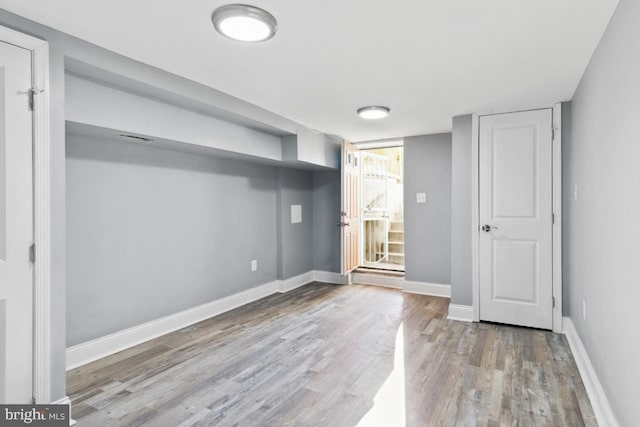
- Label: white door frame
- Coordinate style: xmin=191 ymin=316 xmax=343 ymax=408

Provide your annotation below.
xmin=471 ymin=104 xmax=563 ymax=333
xmin=0 ymin=26 xmax=52 ymax=403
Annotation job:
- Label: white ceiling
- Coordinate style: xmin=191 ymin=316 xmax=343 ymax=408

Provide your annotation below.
xmin=0 ymin=0 xmax=618 ymax=141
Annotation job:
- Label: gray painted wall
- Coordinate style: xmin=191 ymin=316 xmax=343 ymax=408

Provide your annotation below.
xmin=312 ymin=171 xmax=341 ymax=273
xmin=66 ymin=133 xmax=341 ymax=345
xmin=565 ymin=0 xmax=638 ymax=424
xmin=66 ymin=75 xmax=284 ymax=162
xmin=0 ymin=7 xmax=344 ymax=400
xmin=66 ymin=134 xmax=279 ymax=346
xmin=404 ymin=134 xmax=452 ymax=284
xmin=450 ymin=116 xmax=473 ymax=305
xmin=0 ymin=9 xmax=67 ymax=401
xmin=276 ymin=169 xmax=314 ymax=279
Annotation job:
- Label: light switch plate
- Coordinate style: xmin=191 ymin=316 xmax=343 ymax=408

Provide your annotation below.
xmin=416 ymin=193 xmax=427 ymax=203
xmin=291 ymin=205 xmax=302 ymax=223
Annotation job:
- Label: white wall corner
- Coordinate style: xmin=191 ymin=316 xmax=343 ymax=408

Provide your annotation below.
xmin=313 ymin=270 xmax=348 ymax=285
xmin=562 ymin=317 xmax=620 ymax=427
xmin=447 ymin=304 xmax=474 ymax=322
xmin=277 ymin=271 xmax=315 ymax=293
xmin=552 ymin=103 xmax=563 ymax=334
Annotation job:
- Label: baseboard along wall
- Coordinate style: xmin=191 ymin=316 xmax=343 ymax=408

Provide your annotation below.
xmin=66 ymin=276 xmax=618 ymax=427
xmin=562 ymin=317 xmax=620 ymax=427
xmin=447 ymin=304 xmax=474 ymax=322
xmin=50 ymin=396 xmax=75 ymax=425
xmin=66 ymin=270 xmax=346 ymax=370
xmin=350 ymin=272 xmax=451 ymax=297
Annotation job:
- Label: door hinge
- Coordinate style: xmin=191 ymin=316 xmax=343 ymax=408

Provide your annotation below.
xmin=552 ymin=213 xmax=555 ymax=224
xmin=551 ymin=127 xmax=556 ymax=141
xmin=29 ymin=243 xmax=36 ymax=263
xmin=31 ymin=396 xmax=36 ymax=405
xmin=28 ymin=88 xmax=44 ymax=111
xmin=552 ymin=296 xmax=556 ymax=308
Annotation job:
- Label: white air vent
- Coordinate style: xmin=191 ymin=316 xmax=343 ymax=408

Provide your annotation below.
xmin=119 ymin=134 xmax=154 ymax=142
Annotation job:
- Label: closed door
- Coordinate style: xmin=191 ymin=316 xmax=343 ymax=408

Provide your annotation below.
xmin=479 ymin=110 xmax=553 ymax=330
xmin=0 ymin=41 xmax=34 ymax=403
xmin=341 ymin=141 xmax=360 ymax=275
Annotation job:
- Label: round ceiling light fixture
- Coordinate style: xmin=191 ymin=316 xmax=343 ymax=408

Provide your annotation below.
xmin=212 ymin=4 xmax=278 ymax=42
xmin=357 ymin=106 xmax=391 ymax=120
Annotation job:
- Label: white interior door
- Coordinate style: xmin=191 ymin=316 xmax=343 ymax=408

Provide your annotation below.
xmin=341 ymin=141 xmax=360 ymax=275
xmin=479 ymin=110 xmax=553 ymax=330
xmin=0 ymin=41 xmax=34 ymax=403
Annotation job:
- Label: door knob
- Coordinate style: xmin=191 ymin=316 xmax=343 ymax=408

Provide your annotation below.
xmin=482 ymin=224 xmax=498 ymax=232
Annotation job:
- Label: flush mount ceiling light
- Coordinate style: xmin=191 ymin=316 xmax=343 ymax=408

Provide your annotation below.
xmin=357 ymin=106 xmax=391 ymax=120
xmin=212 ymin=4 xmax=278 ymax=42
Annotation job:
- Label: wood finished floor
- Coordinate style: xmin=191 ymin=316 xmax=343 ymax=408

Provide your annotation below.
xmin=68 ymin=283 xmax=596 ymax=426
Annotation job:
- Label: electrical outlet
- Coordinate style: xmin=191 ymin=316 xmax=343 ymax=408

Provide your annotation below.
xmin=582 ymin=300 xmax=587 ymax=321
xmin=251 ymin=260 xmax=258 ymax=272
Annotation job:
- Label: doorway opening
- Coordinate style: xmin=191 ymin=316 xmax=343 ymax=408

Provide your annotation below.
xmin=360 ymin=146 xmax=404 ymax=272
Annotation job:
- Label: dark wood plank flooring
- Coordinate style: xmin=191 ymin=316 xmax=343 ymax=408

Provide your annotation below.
xmin=68 ymin=283 xmax=596 ymax=426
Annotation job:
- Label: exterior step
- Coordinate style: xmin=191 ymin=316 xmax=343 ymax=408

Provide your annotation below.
xmin=377 ymin=252 xmax=404 ymax=257
xmin=390 ymin=221 xmax=404 ymax=231
xmin=388 ymin=255 xmax=405 ymax=265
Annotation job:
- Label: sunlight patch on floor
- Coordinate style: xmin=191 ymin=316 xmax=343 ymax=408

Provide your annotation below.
xmin=356 ymin=323 xmax=406 ymax=427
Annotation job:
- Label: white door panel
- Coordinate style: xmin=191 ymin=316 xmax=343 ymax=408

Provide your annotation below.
xmin=341 ymin=141 xmax=360 ymax=275
xmin=492 ymin=125 xmax=538 ymax=218
xmin=479 ymin=110 xmax=553 ymax=330
xmin=0 ymin=40 xmax=34 ymax=403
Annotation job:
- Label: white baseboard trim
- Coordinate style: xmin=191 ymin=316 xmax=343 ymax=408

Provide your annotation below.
xmin=563 ymin=317 xmax=620 ymax=427
xmin=277 ymin=269 xmax=348 ymax=293
xmin=51 ymin=395 xmax=71 ymax=406
xmin=351 ymin=272 xmax=451 ymax=298
xmin=313 ymin=270 xmax=349 ymax=285
xmin=277 ymin=270 xmax=348 ymax=292
xmin=50 ymin=396 xmax=75 ymax=425
xmin=447 ymin=304 xmax=474 ymax=322
xmin=403 ymin=280 xmax=450 ymax=297
xmin=66 ymin=279 xmax=280 ymax=370
xmin=277 ymin=271 xmax=315 ymax=293
xmin=67 ymin=271 xmax=344 ymax=370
